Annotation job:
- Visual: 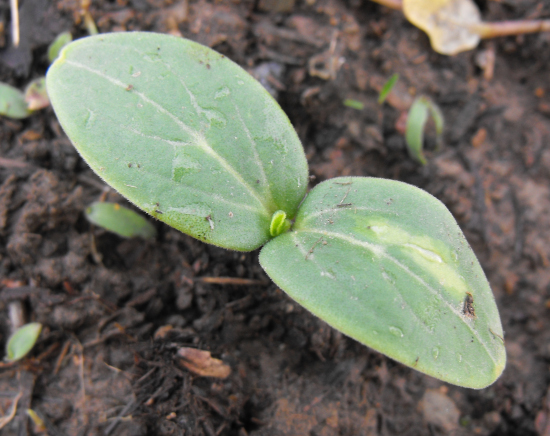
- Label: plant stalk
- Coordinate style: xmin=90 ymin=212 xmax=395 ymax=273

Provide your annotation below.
xmin=473 ymin=20 xmax=550 ymax=39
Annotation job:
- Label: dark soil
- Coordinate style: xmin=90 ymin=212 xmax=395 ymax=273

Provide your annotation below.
xmin=1 ymin=0 xmax=550 ymax=435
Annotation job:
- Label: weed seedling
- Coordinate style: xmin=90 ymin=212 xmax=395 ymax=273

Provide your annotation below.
xmin=85 ymin=201 xmax=157 ymax=239
xmin=378 ymin=73 xmax=399 ymax=104
xmin=6 ymin=322 xmax=42 ymax=362
xmin=378 ymin=74 xmax=443 ymax=165
xmin=0 ymin=82 xmax=32 ymax=119
xmin=46 ymin=32 xmax=505 ymax=388
xmin=0 ymin=31 xmax=72 ymax=119
xmin=48 ymin=31 xmax=73 ymax=63
xmin=405 ymin=96 xmax=444 ymax=165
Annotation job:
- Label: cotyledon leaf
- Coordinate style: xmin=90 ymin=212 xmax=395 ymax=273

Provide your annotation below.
xmin=85 ymin=202 xmax=157 ymax=239
xmin=46 ymin=32 xmax=308 ymax=251
xmin=259 ymin=177 xmax=506 ymax=389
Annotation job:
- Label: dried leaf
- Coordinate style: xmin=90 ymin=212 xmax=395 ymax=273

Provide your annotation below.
xmin=177 ymin=347 xmax=231 ymax=378
xmin=403 ymin=0 xmax=481 ymax=55
xmin=24 ymin=78 xmax=49 ymax=111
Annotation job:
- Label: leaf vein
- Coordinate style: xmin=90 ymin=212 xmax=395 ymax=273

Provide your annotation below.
xmin=299 ymin=228 xmax=499 ymax=366
xmin=64 ymin=59 xmax=270 ymax=213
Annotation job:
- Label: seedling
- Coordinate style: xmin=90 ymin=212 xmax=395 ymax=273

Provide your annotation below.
xmin=0 ymin=83 xmax=32 ymax=119
xmin=378 ymin=73 xmax=399 ymax=104
xmin=85 ymin=201 xmax=157 ymax=239
xmin=48 ymin=31 xmax=73 ymax=63
xmin=372 ymin=0 xmax=550 ymax=55
xmin=0 ymin=31 xmax=72 ymax=119
xmin=377 ymin=74 xmax=443 ymax=164
xmin=343 ymin=98 xmax=364 ymax=111
xmin=46 ymin=32 xmax=505 ymax=388
xmin=6 ymin=322 xmax=42 ymax=362
xmin=405 ymin=96 xmax=444 ymax=165
xmin=24 ymin=77 xmax=49 ymax=111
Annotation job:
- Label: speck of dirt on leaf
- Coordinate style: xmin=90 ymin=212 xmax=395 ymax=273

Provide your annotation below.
xmin=463 ymin=292 xmax=476 ymax=319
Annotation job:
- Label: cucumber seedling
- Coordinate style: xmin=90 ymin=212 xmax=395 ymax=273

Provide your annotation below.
xmin=46 ymin=32 xmax=505 ymax=389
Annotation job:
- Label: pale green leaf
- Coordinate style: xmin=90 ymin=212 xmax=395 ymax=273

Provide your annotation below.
xmin=48 ymin=31 xmax=72 ymax=63
xmin=269 ymin=210 xmax=291 ymax=237
xmin=428 ymin=99 xmax=445 ymax=149
xmin=343 ymin=98 xmax=364 ymax=110
xmin=405 ymin=97 xmax=430 ymax=165
xmin=0 ymin=83 xmax=32 ymax=119
xmin=260 ymin=177 xmax=505 ymax=389
xmin=46 ymin=33 xmax=308 ymax=251
xmin=85 ymin=202 xmax=157 ymax=239
xmin=406 ymin=97 xmax=445 ymax=164
xmin=6 ymin=323 xmax=42 ymax=362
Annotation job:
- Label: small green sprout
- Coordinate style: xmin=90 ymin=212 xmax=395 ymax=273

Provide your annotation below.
xmin=405 ymin=96 xmax=444 ymax=165
xmin=48 ymin=31 xmax=73 ymax=63
xmin=26 ymin=409 xmax=46 ymax=432
xmin=269 ymin=210 xmax=292 ymax=237
xmin=85 ymin=202 xmax=157 ymax=239
xmin=0 ymin=83 xmax=32 ymax=119
xmin=378 ymin=73 xmax=399 ymax=104
xmin=6 ymin=322 xmax=42 ymax=362
xmin=343 ymin=98 xmax=364 ymax=110
xmin=46 ymin=33 xmax=505 ymax=389
xmin=0 ymin=32 xmax=69 ymax=119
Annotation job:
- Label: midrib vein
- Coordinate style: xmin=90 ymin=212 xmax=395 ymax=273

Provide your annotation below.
xmin=297 ymin=227 xmax=499 ymax=366
xmin=65 ymin=59 xmax=270 ymax=214
xmin=289 ymin=232 xmax=427 ymax=332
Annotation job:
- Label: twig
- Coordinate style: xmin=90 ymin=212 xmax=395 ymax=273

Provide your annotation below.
xmin=0 ymin=157 xmax=31 ymax=169
xmin=54 ymin=340 xmax=72 ymax=375
xmin=0 ymin=390 xmax=22 ymax=430
xmin=9 ymin=0 xmax=19 ymax=47
xmin=103 ymin=398 xmax=136 ymax=436
xmin=474 ymin=19 xmax=550 ymax=39
xmin=35 ymin=342 xmax=60 ymax=361
xmin=8 ymin=300 xmax=25 ymax=334
xmin=195 ymin=277 xmax=268 ymax=286
xmin=71 ymin=337 xmax=87 ymax=417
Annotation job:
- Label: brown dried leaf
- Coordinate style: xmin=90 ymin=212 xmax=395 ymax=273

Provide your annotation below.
xmin=177 ymin=347 xmax=231 ymax=379
xmin=403 ymin=0 xmax=481 ymax=55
